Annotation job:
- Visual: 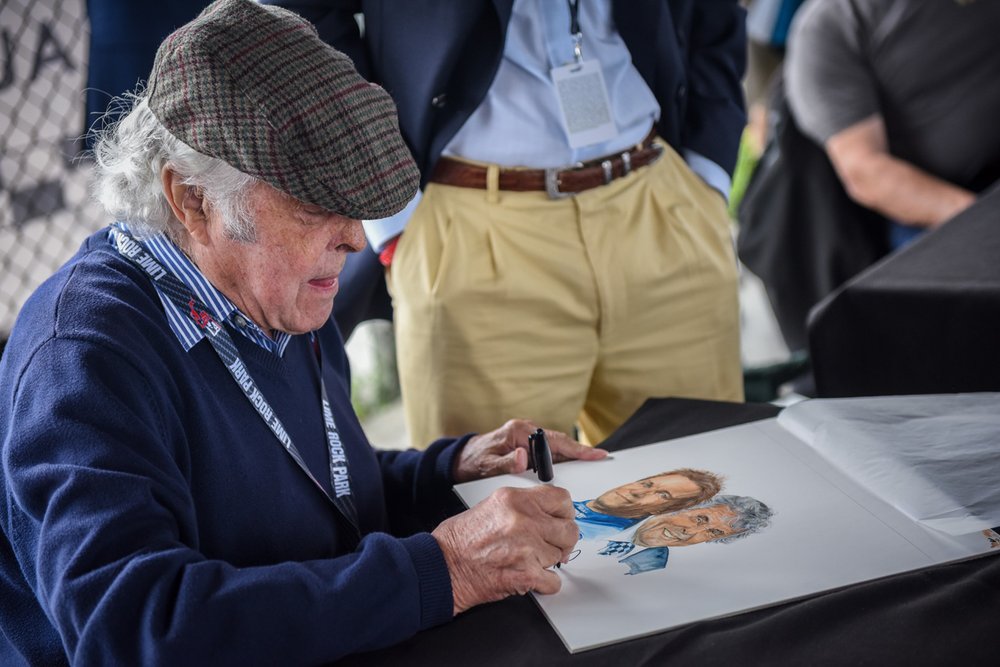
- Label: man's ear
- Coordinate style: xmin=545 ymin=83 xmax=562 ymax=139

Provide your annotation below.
xmin=161 ymin=166 xmax=210 ymax=245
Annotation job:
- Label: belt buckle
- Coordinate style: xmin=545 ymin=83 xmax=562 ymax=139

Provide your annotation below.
xmin=545 ymin=165 xmax=577 ymax=200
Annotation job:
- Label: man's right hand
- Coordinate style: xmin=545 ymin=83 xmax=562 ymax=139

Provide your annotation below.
xmin=431 ymin=485 xmax=577 ymax=615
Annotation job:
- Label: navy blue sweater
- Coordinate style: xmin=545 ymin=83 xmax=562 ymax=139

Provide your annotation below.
xmin=0 ymin=230 xmax=465 ymax=665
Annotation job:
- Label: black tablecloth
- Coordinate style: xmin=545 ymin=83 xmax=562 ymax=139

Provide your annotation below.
xmin=809 ymin=184 xmax=1000 ymax=397
xmin=338 ymin=398 xmax=1000 ymax=666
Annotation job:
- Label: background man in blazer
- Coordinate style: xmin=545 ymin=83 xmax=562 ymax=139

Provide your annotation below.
xmin=269 ymin=0 xmax=748 ymax=448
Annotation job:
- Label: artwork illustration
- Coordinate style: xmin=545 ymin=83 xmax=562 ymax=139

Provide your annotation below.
xmin=572 ymin=469 xmax=773 ymax=574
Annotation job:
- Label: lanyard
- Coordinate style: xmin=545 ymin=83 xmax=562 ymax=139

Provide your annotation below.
xmin=567 ymin=0 xmax=583 ymax=62
xmin=110 ymin=227 xmax=360 ymax=538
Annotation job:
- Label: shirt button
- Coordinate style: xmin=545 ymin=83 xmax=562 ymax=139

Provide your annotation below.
xmin=233 ymin=315 xmax=246 ymax=328
xmin=431 ymin=93 xmax=448 ymax=108
xmin=676 ymin=84 xmax=686 ymax=100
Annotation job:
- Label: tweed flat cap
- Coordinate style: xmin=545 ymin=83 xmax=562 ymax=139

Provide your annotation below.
xmin=146 ymin=0 xmax=418 ymax=219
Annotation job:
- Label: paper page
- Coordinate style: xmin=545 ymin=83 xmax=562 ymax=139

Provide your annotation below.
xmin=777 ymin=393 xmax=1000 ymax=535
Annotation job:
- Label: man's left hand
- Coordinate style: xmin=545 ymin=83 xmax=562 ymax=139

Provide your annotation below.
xmin=454 ymin=419 xmax=607 ymax=483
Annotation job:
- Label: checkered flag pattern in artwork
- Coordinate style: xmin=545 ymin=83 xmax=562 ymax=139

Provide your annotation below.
xmin=598 ymin=540 xmax=636 ymax=557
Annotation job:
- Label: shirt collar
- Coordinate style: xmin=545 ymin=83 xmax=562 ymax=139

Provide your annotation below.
xmin=109 ymin=223 xmax=292 ymax=356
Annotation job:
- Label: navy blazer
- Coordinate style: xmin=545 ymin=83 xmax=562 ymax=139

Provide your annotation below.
xmin=268 ymin=0 xmax=747 ymax=183
xmin=85 ymin=1 xmax=210 ymax=147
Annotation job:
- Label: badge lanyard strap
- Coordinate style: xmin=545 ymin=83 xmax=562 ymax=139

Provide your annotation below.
xmin=110 ymin=227 xmax=360 ymax=537
xmin=568 ymin=0 xmax=583 ymax=62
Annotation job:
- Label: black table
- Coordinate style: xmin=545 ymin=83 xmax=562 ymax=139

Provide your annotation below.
xmin=808 ymin=184 xmax=1000 ymax=397
xmin=339 ymin=398 xmax=1000 ymax=666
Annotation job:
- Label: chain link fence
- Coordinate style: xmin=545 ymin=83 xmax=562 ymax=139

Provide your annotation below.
xmin=1 ymin=0 xmax=105 ymax=351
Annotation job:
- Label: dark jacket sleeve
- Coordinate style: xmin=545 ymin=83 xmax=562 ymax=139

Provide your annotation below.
xmin=617 ymin=0 xmax=746 ymax=176
xmin=260 ymin=0 xmax=373 ymax=79
xmin=679 ymin=0 xmax=747 ymax=175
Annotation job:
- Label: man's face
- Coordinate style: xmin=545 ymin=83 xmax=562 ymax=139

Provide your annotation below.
xmin=590 ymin=473 xmax=702 ymax=517
xmin=632 ymin=505 xmax=742 ymax=547
xmin=197 ymin=183 xmax=365 ymax=335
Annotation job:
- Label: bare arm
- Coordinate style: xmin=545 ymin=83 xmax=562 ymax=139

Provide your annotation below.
xmin=825 ymin=114 xmax=976 ymax=228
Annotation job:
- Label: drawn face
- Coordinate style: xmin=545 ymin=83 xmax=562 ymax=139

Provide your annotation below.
xmin=632 ymin=505 xmax=742 ymax=547
xmin=590 ymin=473 xmax=702 ymax=517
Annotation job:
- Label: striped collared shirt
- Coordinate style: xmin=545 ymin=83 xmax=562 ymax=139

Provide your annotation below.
xmin=109 ymin=223 xmax=292 ymax=356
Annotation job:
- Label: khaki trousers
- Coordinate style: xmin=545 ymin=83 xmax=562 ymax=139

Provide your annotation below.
xmin=388 ymin=141 xmax=743 ymax=449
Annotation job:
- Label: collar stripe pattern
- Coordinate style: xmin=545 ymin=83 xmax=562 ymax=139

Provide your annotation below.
xmin=113 ymin=224 xmax=291 ymax=355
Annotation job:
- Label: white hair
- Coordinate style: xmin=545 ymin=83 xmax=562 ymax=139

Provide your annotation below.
xmin=91 ymin=92 xmax=258 ymax=243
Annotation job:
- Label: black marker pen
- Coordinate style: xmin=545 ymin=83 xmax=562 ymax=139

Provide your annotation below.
xmin=528 ymin=428 xmax=554 ymax=483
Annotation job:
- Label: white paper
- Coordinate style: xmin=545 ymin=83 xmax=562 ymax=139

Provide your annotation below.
xmin=777 ymin=393 xmax=1000 ymax=535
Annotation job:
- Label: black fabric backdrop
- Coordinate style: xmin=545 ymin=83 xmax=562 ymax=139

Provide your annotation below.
xmin=809 ymin=183 xmax=1000 ymax=397
xmin=737 ymin=91 xmax=889 ymax=352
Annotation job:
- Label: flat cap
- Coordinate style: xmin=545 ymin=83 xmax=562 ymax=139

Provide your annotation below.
xmin=146 ymin=0 xmax=418 ymax=219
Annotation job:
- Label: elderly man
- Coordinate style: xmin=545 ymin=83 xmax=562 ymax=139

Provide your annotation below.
xmin=597 ymin=495 xmax=773 ymax=575
xmin=0 ymin=1 xmax=606 ymax=664
xmin=575 ymin=468 xmax=722 ymax=540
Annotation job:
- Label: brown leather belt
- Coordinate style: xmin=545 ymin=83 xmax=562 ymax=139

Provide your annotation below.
xmin=429 ymin=130 xmax=664 ymax=199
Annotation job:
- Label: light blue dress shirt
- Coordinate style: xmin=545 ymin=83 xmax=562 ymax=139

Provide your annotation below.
xmin=364 ymin=0 xmax=731 ymax=251
xmin=574 ymin=500 xmax=643 ymax=541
